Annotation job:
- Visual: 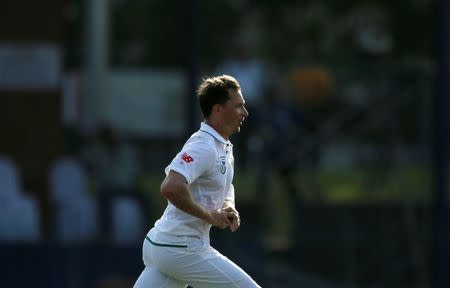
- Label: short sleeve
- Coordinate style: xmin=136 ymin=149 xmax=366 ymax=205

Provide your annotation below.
xmin=165 ymin=141 xmax=216 ymax=185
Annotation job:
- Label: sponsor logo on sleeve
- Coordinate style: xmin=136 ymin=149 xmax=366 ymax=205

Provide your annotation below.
xmin=181 ymin=152 xmax=194 ymax=163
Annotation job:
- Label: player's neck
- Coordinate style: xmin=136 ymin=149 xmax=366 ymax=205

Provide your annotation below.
xmin=204 ymin=118 xmax=229 ymax=140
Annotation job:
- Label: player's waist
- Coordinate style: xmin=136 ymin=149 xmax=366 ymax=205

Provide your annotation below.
xmin=147 ymin=227 xmax=210 ymax=249
xmin=154 ymin=219 xmax=210 ymax=237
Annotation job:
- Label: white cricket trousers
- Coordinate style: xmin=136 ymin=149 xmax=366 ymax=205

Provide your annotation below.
xmin=133 ymin=228 xmax=261 ymax=288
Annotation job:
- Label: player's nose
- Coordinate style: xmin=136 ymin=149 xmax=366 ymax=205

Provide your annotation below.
xmin=243 ymin=106 xmax=249 ymax=117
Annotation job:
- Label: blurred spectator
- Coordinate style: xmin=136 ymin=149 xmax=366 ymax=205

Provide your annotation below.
xmin=289 ymin=66 xmax=333 ymax=169
xmin=215 ymin=6 xmax=265 ymax=108
xmin=82 ymin=124 xmax=147 ymax=240
xmin=215 ymin=39 xmax=266 ymax=111
xmin=263 ymin=83 xmax=305 ymax=185
xmin=215 ymin=19 xmax=267 ymax=168
xmin=289 ymin=66 xmax=334 ymax=108
xmin=258 ymin=81 xmax=307 ymax=248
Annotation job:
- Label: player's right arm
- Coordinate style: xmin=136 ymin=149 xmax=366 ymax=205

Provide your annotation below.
xmin=160 ymin=170 xmax=235 ymax=229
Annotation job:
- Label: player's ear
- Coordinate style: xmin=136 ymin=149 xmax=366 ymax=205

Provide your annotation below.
xmin=212 ymin=103 xmax=223 ymax=113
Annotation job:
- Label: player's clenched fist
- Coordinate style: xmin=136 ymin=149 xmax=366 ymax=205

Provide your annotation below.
xmin=221 ymin=207 xmax=240 ymax=232
xmin=209 ymin=209 xmax=236 ymax=229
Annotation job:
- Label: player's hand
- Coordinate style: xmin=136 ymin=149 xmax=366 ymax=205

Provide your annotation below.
xmin=209 ymin=209 xmax=234 ymax=229
xmin=221 ymin=206 xmax=240 ymax=232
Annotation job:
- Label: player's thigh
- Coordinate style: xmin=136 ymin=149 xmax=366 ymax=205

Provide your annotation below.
xmin=183 ymin=248 xmax=261 ymax=288
xmin=133 ymin=266 xmax=187 ymax=288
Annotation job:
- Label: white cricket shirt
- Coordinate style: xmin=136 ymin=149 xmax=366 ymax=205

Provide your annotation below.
xmin=154 ymin=122 xmax=235 ymax=240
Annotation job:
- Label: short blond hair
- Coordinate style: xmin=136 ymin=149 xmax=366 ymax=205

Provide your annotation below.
xmin=196 ymin=75 xmax=240 ymax=117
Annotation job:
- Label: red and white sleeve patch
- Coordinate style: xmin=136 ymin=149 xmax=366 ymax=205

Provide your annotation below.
xmin=181 ymin=152 xmax=194 ymax=163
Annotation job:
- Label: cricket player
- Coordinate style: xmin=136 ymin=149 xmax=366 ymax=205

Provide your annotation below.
xmin=133 ymin=75 xmax=261 ymax=287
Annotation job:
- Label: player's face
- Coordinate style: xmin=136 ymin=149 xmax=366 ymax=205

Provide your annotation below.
xmin=221 ymin=88 xmax=249 ymax=137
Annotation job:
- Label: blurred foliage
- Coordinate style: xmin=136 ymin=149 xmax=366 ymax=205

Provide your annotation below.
xmin=109 ymin=0 xmax=244 ymax=68
xmin=64 ymin=0 xmax=434 ymax=69
xmin=111 ymin=0 xmax=188 ymax=67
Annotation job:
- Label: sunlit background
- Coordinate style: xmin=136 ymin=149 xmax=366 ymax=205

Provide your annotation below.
xmin=0 ymin=0 xmax=448 ymax=287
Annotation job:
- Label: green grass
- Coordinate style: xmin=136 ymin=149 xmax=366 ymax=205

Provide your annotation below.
xmin=316 ymin=166 xmax=433 ymax=203
xmin=260 ymin=165 xmax=450 ymax=204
